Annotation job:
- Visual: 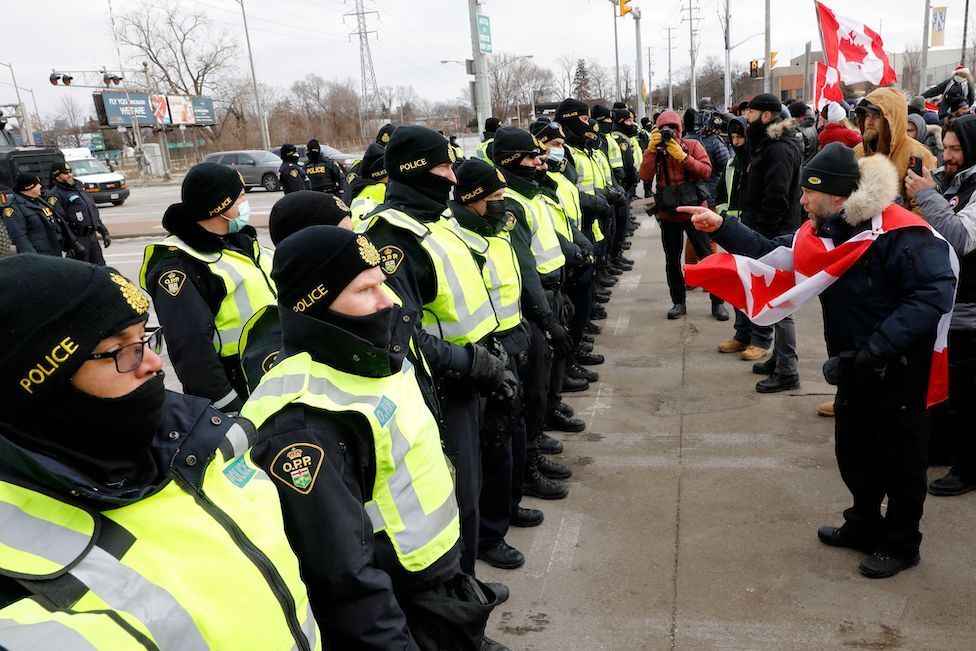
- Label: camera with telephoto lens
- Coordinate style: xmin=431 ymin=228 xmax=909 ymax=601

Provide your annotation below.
xmin=659 ymin=125 xmax=675 ymax=144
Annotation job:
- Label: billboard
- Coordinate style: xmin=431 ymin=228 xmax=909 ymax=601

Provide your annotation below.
xmin=98 ymin=92 xmax=154 ymax=126
xmin=149 ymin=95 xmax=172 ymax=125
xmin=191 ymin=97 xmax=216 ymax=125
xmin=168 ymin=96 xmax=195 ymax=124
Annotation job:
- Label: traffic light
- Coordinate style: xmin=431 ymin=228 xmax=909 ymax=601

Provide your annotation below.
xmin=749 ymin=60 xmax=759 ymax=78
xmin=49 ymin=73 xmax=73 ymax=85
xmin=768 ymin=51 xmax=778 ymax=69
xmin=619 ymin=0 xmax=633 ymax=17
xmin=103 ymin=73 xmax=123 ymax=86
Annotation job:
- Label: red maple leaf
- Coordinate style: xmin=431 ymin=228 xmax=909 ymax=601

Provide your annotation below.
xmin=838 ymin=31 xmax=868 ymax=64
xmin=748 ymin=269 xmax=794 ymax=316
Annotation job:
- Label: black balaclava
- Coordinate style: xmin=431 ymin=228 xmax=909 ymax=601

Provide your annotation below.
xmin=306 ymin=139 xmax=322 ymax=163
xmin=555 ymin=98 xmax=590 ymax=147
xmin=280 ymin=143 xmax=300 ymax=163
xmin=385 ymin=125 xmax=456 ymax=205
xmin=493 ymin=126 xmax=546 ymax=184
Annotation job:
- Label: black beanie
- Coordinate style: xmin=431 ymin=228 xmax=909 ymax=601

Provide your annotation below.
xmin=273 ymin=226 xmax=381 ymax=315
xmin=800 ymin=142 xmax=860 ymax=197
xmin=384 ymin=126 xmax=455 ymax=182
xmin=14 ymin=173 xmax=40 ymax=192
xmin=789 ymin=102 xmax=809 ymax=119
xmin=612 ymin=101 xmax=627 ymax=110
xmin=376 ymin=123 xmax=396 ymax=145
xmin=180 ymin=162 xmax=245 ymax=219
xmin=50 ymin=161 xmax=72 ymax=178
xmin=748 ymin=93 xmax=782 ymax=114
xmin=612 ymin=108 xmax=632 ymax=126
xmin=306 ymin=139 xmax=321 ymax=154
xmin=269 ymin=191 xmax=352 ymax=245
xmin=492 ymin=126 xmax=546 ymax=169
xmin=555 ymin=98 xmax=588 ymax=122
xmin=641 ymin=117 xmax=652 ymax=128
xmin=455 ymin=159 xmax=507 ymax=204
xmin=591 ymin=104 xmax=612 ymax=121
xmin=280 ymin=144 xmax=299 ymax=160
xmin=0 ymin=256 xmax=150 ymax=409
xmin=949 ymin=95 xmax=970 ymax=112
xmin=530 ymin=119 xmax=565 ymax=145
xmin=484 ymin=117 xmax=501 ymax=134
xmin=360 ymin=143 xmax=388 ymax=181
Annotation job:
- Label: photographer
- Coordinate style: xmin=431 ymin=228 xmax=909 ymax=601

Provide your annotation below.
xmin=639 ymin=110 xmax=727 ymax=321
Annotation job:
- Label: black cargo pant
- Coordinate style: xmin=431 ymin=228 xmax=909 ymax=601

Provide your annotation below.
xmin=520 ymin=321 xmax=550 ymax=479
xmin=659 ymin=218 xmax=722 ymax=306
xmin=942 ymin=330 xmax=976 ymax=478
xmin=834 ymin=394 xmax=929 ymax=558
xmin=439 ymin=383 xmax=482 ymax=575
xmin=71 ymin=232 xmax=105 ymax=265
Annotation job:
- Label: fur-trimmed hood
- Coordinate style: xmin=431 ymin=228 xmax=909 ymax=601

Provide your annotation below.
xmin=766 ymin=117 xmax=796 ymax=141
xmin=842 ymin=155 xmax=899 ymax=225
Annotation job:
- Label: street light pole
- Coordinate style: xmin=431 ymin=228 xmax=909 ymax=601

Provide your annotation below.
xmin=0 ymin=62 xmax=33 ymax=146
xmin=467 ymin=0 xmax=491 ymax=130
xmin=237 ymin=0 xmax=270 ymax=150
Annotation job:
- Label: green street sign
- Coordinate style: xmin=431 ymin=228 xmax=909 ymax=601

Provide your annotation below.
xmin=477 ymin=14 xmax=492 ymax=54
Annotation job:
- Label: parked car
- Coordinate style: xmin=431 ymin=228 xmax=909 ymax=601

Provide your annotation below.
xmin=61 ymin=148 xmax=129 ymax=206
xmin=202 ymin=150 xmax=283 ymax=192
xmin=270 ymin=144 xmax=360 ymax=172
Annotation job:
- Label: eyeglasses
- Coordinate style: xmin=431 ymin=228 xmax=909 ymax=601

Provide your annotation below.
xmin=86 ymin=327 xmax=164 ymax=373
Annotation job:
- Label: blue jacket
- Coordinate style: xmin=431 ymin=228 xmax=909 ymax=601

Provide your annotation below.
xmin=685 ymin=132 xmax=730 ymax=205
xmin=712 ymin=157 xmax=956 ymax=407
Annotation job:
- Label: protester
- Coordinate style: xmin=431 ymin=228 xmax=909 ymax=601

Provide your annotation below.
xmin=819 ymin=102 xmax=862 ymax=149
xmin=790 ymin=102 xmax=820 ymax=162
xmin=923 ymin=65 xmax=976 ymax=118
xmin=907 ymin=112 xmax=944 ymax=166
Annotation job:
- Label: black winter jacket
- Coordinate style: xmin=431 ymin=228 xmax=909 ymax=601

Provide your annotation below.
xmin=741 ymin=117 xmax=804 ymax=238
xmin=4 ymin=193 xmax=62 ymax=255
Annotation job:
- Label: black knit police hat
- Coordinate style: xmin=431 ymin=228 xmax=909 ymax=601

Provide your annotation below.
xmin=280 ymin=144 xmax=299 ymax=159
xmin=385 ymin=126 xmax=455 ymax=182
xmin=455 ymin=159 xmax=507 ymax=205
xmin=555 ymin=98 xmax=589 ymax=122
xmin=800 ymin=142 xmax=860 ymax=197
xmin=0 ymin=256 xmax=150 ymax=409
xmin=272 ymin=226 xmax=381 ymax=315
xmin=484 ymin=117 xmax=501 ymax=133
xmin=179 ymin=162 xmax=244 ymax=219
xmin=360 ymin=143 xmax=388 ymax=180
xmin=269 ymin=190 xmax=352 ymax=245
xmin=591 ymin=104 xmax=612 ymax=121
xmin=14 ymin=173 xmax=40 ymax=192
xmin=50 ymin=161 xmax=72 ymax=177
xmin=530 ymin=119 xmax=565 ymax=145
xmin=376 ymin=123 xmax=396 ymax=145
xmin=306 ymin=139 xmax=321 ymax=154
xmin=748 ymin=93 xmax=782 ymax=113
xmin=492 ymin=126 xmax=546 ymax=169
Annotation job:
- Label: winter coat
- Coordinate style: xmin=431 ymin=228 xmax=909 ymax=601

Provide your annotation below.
xmin=923 ymin=74 xmax=976 ymax=117
xmin=795 ymin=116 xmax=820 ymax=162
xmin=854 ymin=87 xmax=937 ymax=204
xmin=685 ymin=132 xmax=730 ymax=206
xmin=3 ymin=193 xmax=62 ymax=256
xmin=740 ymin=117 xmax=804 ymax=238
xmin=638 ymin=110 xmax=712 ymax=223
xmin=713 ymin=155 xmax=956 ymax=408
xmin=819 ymin=122 xmax=862 ymax=149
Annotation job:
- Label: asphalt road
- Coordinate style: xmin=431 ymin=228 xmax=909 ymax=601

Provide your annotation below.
xmin=109 ymin=218 xmax=976 ymax=650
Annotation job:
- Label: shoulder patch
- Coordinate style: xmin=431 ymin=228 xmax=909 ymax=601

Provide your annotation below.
xmin=270 ymin=443 xmax=324 ymax=494
xmin=158 ymin=269 xmax=187 ymax=297
xmin=346 ymin=172 xmax=357 ymax=184
xmin=290 ymin=169 xmax=299 ymax=177
xmin=47 ymin=196 xmax=58 ymax=206
xmin=2 ymin=207 xmax=12 ymax=218
xmin=378 ymin=245 xmax=404 ymax=275
xmin=504 ymin=211 xmax=517 ymax=232
xmin=620 ymin=142 xmax=629 ymax=151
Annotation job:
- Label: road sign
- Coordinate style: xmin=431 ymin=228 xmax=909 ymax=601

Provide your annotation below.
xmin=477 ymin=14 xmax=492 ymax=54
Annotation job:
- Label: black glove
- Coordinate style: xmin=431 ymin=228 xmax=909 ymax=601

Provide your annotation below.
xmin=541 ymin=313 xmax=573 ymax=356
xmin=853 ymin=344 xmax=888 ymax=384
xmin=605 ymin=186 xmax=624 ymax=205
xmin=822 ymin=352 xmax=855 ymax=386
xmin=100 ymin=230 xmax=112 ymax=248
xmin=466 ymin=343 xmax=505 ymax=394
xmin=492 ymin=368 xmax=518 ymax=401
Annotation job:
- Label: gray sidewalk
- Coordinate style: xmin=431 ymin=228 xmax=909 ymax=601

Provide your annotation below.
xmin=481 ymin=218 xmax=975 ymax=650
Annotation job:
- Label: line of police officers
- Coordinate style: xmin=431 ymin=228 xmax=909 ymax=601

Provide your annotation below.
xmin=0 ymin=98 xmax=651 ymax=650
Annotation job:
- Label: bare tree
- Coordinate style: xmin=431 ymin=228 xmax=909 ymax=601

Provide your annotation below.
xmin=588 ymin=60 xmax=613 ymax=101
xmin=555 ymin=55 xmax=577 ymax=98
xmin=118 ymin=1 xmax=237 ymax=97
xmin=901 ymin=43 xmax=923 ymax=95
xmin=46 ymin=95 xmax=88 ymax=147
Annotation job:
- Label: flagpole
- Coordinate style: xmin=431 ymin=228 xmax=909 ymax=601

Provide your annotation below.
xmin=921 ymin=0 xmax=931 ymax=95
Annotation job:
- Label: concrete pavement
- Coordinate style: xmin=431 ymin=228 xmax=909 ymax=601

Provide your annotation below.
xmin=108 ymin=213 xmax=976 ymax=650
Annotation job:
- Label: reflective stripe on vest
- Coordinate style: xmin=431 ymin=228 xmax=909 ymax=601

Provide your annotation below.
xmin=139 ymin=236 xmax=277 ymax=358
xmin=717 ymin=158 xmax=740 ymax=218
xmin=457 ymin=225 xmax=523 ymax=332
xmin=603 ymin=133 xmax=623 ymax=169
xmin=505 ymin=190 xmax=566 ymax=275
xmin=241 ymin=353 xmax=460 ymax=572
xmin=594 ymin=148 xmax=613 ymax=183
xmin=367 ymin=209 xmax=498 ymax=345
xmin=568 ymin=145 xmax=597 ymax=194
xmin=548 ymin=171 xmax=582 ymax=231
xmin=541 ymin=193 xmax=572 ymax=240
xmin=351 ymin=183 xmax=387 ymax=227
xmin=476 ymin=139 xmax=493 ymax=163
xmin=629 ymin=135 xmax=643 ymax=168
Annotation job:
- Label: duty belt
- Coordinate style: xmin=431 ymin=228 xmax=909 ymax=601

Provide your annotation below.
xmin=70 ymin=225 xmax=96 ymax=235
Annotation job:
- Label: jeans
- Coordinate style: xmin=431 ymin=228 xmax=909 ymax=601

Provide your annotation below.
xmin=772 ymin=315 xmax=798 ymax=375
xmin=659 ymin=219 xmax=723 ymax=306
xmin=732 ymin=308 xmax=774 ymax=348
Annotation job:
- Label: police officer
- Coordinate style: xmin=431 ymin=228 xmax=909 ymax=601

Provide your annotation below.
xmin=279 ymin=143 xmax=310 ymax=194
xmin=0 ymin=182 xmax=12 ymax=257
xmin=450 ymin=159 xmax=542 ymax=570
xmin=3 ymin=173 xmax=63 ymax=256
xmin=348 ymin=142 xmax=388 ymax=226
xmin=345 ymin=125 xmax=397 ymax=192
xmin=140 ymin=163 xmax=277 ymax=413
xmin=305 ymin=139 xmax=345 ymax=196
xmin=476 ymin=117 xmax=501 ymax=163
xmin=360 ymin=126 xmax=506 ymax=577
xmin=449 ymin=134 xmax=465 ymax=162
xmin=232 ymin=226 xmax=502 ymax=649
xmin=49 ymin=161 xmax=111 ymax=265
xmin=0 ymin=255 xmax=319 ymax=649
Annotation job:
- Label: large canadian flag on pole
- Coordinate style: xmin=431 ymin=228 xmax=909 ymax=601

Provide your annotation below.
xmin=814 ymin=62 xmax=845 ymax=110
xmin=815 ymin=2 xmax=897 ymax=86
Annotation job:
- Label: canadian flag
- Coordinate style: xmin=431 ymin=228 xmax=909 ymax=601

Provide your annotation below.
xmin=685 ymin=206 xmax=957 ymax=407
xmin=816 ymin=2 xmax=897 ymax=86
xmin=814 ymin=62 xmax=845 ymax=111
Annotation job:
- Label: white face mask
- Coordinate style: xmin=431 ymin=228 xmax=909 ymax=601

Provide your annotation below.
xmin=548 ymin=146 xmax=565 ymax=163
xmin=954 ymin=75 xmax=966 ymax=84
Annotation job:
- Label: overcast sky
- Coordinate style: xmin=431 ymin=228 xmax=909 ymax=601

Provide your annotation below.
xmin=1 ymin=0 xmax=971 ymax=119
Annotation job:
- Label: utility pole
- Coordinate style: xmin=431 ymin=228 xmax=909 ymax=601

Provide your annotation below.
xmin=802 ymin=41 xmax=812 ymax=102
xmin=963 ymin=0 xmax=971 ymax=66
xmin=667 ymin=27 xmax=674 ymax=109
xmin=346 ymin=0 xmax=380 ymax=140
xmin=467 ymin=0 xmax=491 ymax=129
xmin=0 ymin=63 xmax=33 ymax=146
xmin=921 ymin=0 xmax=931 ymax=94
xmin=763 ymin=0 xmax=772 ymax=93
xmin=633 ymin=8 xmax=645 ymax=120
xmin=683 ymin=2 xmax=700 ymax=108
xmin=612 ymin=2 xmax=621 ymax=99
xmin=647 ymin=46 xmax=653 ymax=114
xmin=237 ymin=0 xmax=270 ymax=150
xmin=142 ymin=62 xmax=172 ymax=179
xmin=721 ymin=0 xmax=732 ymax=109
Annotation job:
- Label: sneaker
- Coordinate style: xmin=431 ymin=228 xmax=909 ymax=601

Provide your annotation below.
xmin=756 ymin=373 xmax=800 ymax=393
xmin=537 ymin=432 xmax=565 ymax=454
xmin=740 ymin=345 xmax=770 ymax=361
xmin=510 ymin=506 xmax=544 ymax=527
xmin=859 ymin=552 xmax=920 ymax=579
xmin=928 ymin=472 xmax=976 ymax=496
xmin=752 ymin=356 xmax=776 ymax=375
xmin=817 ymin=400 xmax=835 ymax=417
xmin=536 ymin=453 xmax=572 ymax=480
xmin=718 ymin=339 xmax=748 ymax=353
xmin=567 ymin=363 xmax=599 ymax=383
xmin=478 ymin=541 xmax=525 ymax=569
xmin=576 ymin=350 xmax=605 ymax=366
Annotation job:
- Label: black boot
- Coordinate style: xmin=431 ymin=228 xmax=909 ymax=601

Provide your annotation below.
xmin=593 ymin=292 xmax=610 ymax=304
xmin=752 ymin=356 xmax=776 ymax=375
xmin=567 ymin=363 xmax=599 ymax=383
xmin=537 ymin=432 xmax=565 ymax=454
xmin=711 ymin=301 xmax=730 ymax=321
xmin=510 ymin=506 xmax=544 ymax=527
xmin=545 ymin=408 xmax=586 ymax=432
xmin=591 ymin=305 xmax=608 ymax=320
xmin=478 ymin=541 xmax=525 ymax=569
xmin=536 ymin=452 xmax=572 ymax=480
xmin=581 ymin=333 xmax=596 ymax=343
xmin=577 ymin=340 xmax=594 ymax=353
xmin=523 ymin=455 xmax=570 ymax=499
xmin=561 ymin=375 xmax=589 ymax=392
xmin=555 ymin=401 xmax=575 ymax=417
xmin=667 ymin=303 xmax=687 ymax=319
xmin=755 ymin=373 xmax=800 ymax=393
xmin=615 ymin=254 xmax=635 ymax=266
xmin=606 ymin=264 xmax=623 ymax=276
xmin=584 ymin=322 xmax=602 ymax=335
xmin=575 ymin=350 xmax=604 ymax=365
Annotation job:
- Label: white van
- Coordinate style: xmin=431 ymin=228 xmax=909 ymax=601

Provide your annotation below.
xmin=60 ymin=148 xmax=129 ymax=206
